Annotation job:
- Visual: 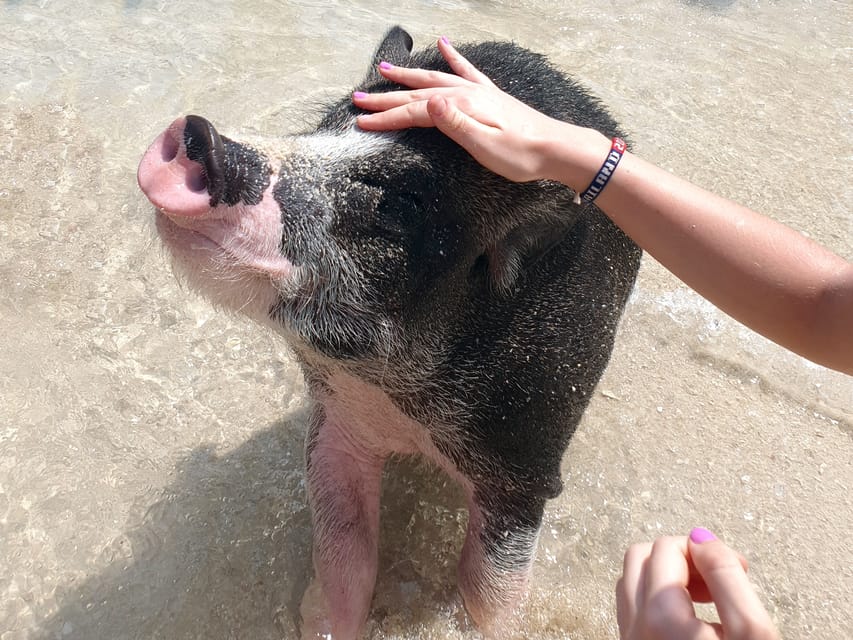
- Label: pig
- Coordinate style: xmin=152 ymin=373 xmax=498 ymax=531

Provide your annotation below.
xmin=137 ymin=26 xmax=641 ymax=639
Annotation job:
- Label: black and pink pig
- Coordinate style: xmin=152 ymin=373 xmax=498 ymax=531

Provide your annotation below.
xmin=138 ymin=26 xmax=641 ymax=640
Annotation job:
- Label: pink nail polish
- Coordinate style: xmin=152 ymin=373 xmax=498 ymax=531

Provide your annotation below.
xmin=352 ymin=91 xmax=368 ymax=99
xmin=689 ymin=527 xmax=718 ymax=544
xmin=379 ymin=61 xmax=393 ymax=70
xmin=440 ymin=36 xmax=451 ymax=45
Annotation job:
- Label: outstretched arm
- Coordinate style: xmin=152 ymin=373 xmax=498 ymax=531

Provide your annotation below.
xmin=354 ymin=38 xmax=853 ymax=374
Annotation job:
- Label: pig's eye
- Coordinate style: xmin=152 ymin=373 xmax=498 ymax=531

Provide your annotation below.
xmin=392 ymin=191 xmax=423 ymax=215
xmin=353 ymin=175 xmax=426 ymax=236
xmin=379 ymin=192 xmax=422 ymax=232
xmin=373 ymin=190 xmax=424 ymax=236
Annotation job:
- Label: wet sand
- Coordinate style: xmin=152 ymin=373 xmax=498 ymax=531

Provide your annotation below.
xmin=1 ymin=1 xmax=851 ymax=639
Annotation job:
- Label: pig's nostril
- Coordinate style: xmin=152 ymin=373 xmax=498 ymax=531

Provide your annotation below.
xmin=161 ymin=131 xmax=179 ymax=162
xmin=186 ymin=164 xmax=207 ymax=193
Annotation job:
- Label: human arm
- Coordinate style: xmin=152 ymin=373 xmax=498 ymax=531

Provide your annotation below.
xmin=616 ymin=528 xmax=779 ymax=640
xmin=591 ymin=147 xmax=853 ymax=375
xmin=354 ymin=38 xmax=853 ymax=375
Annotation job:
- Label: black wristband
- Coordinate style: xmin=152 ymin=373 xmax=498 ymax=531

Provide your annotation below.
xmin=574 ymin=137 xmax=627 ymax=205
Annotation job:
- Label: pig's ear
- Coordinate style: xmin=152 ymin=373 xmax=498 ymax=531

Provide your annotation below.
xmin=486 ymin=221 xmax=572 ymax=295
xmin=371 ymin=26 xmax=414 ymax=68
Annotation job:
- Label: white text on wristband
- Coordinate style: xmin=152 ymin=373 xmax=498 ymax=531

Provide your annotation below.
xmin=574 ymin=137 xmax=627 ymax=205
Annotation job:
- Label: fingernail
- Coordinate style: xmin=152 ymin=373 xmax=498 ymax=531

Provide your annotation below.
xmin=352 ymin=91 xmax=368 ymax=100
xmin=689 ymin=527 xmax=718 ymax=544
xmin=440 ymin=35 xmax=451 ymax=45
xmin=379 ymin=61 xmax=393 ymax=70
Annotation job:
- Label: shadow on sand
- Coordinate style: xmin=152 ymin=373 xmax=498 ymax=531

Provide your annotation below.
xmin=33 ymin=405 xmax=467 ymax=640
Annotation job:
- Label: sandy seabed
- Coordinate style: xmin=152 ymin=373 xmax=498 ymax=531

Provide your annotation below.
xmin=1 ymin=1 xmax=851 ymax=639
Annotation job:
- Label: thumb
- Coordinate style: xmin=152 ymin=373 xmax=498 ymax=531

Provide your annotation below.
xmin=427 ymin=94 xmax=508 ymax=178
xmin=427 ymin=94 xmax=483 ymax=144
xmin=688 ymin=528 xmax=777 ymax=639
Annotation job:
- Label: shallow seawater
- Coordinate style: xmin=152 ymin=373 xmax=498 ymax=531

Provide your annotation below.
xmin=1 ymin=1 xmax=851 ymax=639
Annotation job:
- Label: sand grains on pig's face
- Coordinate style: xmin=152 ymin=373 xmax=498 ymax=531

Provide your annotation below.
xmin=151 ymin=123 xmax=401 ymax=353
xmin=267 ymin=129 xmax=413 ymax=359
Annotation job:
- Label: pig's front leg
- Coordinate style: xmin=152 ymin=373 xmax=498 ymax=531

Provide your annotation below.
xmin=300 ymin=408 xmax=385 ymax=640
xmin=457 ymin=488 xmax=545 ymax=635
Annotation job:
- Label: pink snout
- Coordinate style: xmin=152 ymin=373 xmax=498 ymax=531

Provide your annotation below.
xmin=137 ymin=116 xmax=213 ymax=218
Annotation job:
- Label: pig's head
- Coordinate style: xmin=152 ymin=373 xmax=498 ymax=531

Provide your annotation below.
xmin=138 ymin=27 xmax=614 ymax=370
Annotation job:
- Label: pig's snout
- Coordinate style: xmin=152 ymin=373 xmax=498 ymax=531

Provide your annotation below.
xmin=137 ymin=115 xmax=225 ymax=218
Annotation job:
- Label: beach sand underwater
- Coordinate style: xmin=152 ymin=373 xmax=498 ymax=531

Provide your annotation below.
xmin=1 ymin=1 xmax=851 ymax=638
